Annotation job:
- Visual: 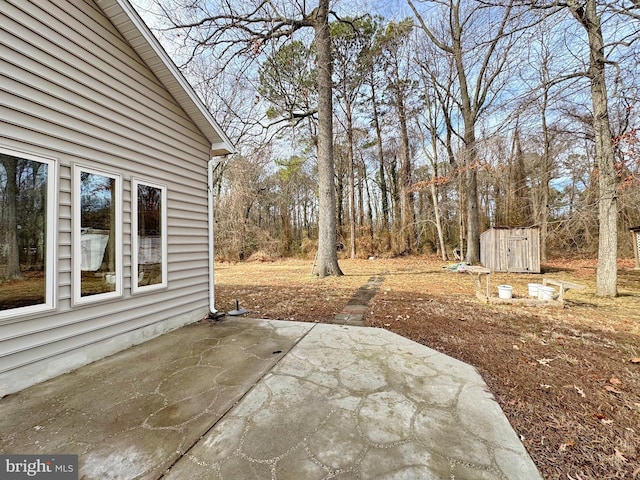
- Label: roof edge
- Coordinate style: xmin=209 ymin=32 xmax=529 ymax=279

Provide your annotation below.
xmin=97 ymin=0 xmax=235 ymax=155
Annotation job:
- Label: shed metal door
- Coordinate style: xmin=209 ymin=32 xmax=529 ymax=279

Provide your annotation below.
xmin=507 ymin=237 xmax=529 ymax=272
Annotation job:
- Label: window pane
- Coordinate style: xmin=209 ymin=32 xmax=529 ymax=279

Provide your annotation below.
xmin=137 ymin=184 xmax=163 ymax=287
xmin=80 ymin=172 xmax=116 ymax=296
xmin=0 ymin=153 xmax=48 ymax=311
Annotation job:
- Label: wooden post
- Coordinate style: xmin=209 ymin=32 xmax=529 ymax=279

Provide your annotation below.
xmin=631 ymin=227 xmax=640 ymax=270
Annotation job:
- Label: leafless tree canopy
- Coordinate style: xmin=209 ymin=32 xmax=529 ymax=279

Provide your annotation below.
xmin=138 ymin=0 xmax=640 ymax=290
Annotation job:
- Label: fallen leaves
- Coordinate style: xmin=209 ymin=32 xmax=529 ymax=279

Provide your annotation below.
xmin=559 ymin=439 xmax=575 ymax=452
xmin=614 ymin=448 xmax=628 ymax=463
xmin=537 ymin=357 xmax=555 ymax=366
xmin=605 ymin=375 xmax=623 ymax=394
xmin=604 ymin=385 xmax=623 ymax=394
xmin=215 ymin=258 xmax=640 ymax=480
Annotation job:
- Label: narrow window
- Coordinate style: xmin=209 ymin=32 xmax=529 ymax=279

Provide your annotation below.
xmin=0 ymin=148 xmax=56 ymax=319
xmin=132 ymin=179 xmax=167 ymax=293
xmin=73 ymin=166 xmax=121 ymax=304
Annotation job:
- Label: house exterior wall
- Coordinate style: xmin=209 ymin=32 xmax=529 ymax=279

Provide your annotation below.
xmin=0 ymin=0 xmax=213 ymax=395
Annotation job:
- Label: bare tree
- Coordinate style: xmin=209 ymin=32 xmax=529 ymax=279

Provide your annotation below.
xmin=332 ymin=17 xmax=375 ymax=259
xmin=568 ymin=0 xmax=618 ymax=295
xmin=408 ymin=0 xmax=522 ymax=263
xmin=522 ymin=0 xmax=640 ymax=295
xmin=377 ymin=19 xmax=418 ymax=254
xmin=154 ymin=0 xmax=342 ymax=276
xmin=360 ymin=18 xmax=392 ymax=248
xmin=413 ymin=42 xmax=453 ymax=260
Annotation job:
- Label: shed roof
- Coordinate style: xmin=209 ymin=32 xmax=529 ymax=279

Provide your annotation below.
xmin=484 ymin=226 xmax=540 ymax=230
xmin=96 ymin=0 xmax=234 ymax=156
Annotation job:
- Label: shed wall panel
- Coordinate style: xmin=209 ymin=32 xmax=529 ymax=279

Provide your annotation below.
xmin=480 ymin=228 xmax=541 ymax=273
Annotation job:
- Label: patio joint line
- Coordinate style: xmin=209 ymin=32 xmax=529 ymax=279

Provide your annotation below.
xmin=156 ymin=322 xmax=319 ymax=479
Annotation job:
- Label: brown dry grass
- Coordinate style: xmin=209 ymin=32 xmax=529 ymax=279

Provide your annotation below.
xmin=0 ymin=272 xmax=45 ymax=309
xmin=215 ymin=256 xmax=640 ymax=480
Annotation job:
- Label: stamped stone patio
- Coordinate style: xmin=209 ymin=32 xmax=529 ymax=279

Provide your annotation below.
xmin=0 ymin=318 xmax=541 ymax=479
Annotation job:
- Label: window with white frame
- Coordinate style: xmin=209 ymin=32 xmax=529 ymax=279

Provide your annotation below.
xmin=132 ymin=179 xmax=167 ymax=293
xmin=0 ymin=148 xmax=56 ymax=319
xmin=73 ymin=165 xmax=122 ymax=304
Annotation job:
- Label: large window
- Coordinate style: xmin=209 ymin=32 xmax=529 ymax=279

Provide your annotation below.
xmin=0 ymin=148 xmax=56 ymax=319
xmin=73 ymin=166 xmax=121 ymax=304
xmin=132 ymin=179 xmax=167 ymax=293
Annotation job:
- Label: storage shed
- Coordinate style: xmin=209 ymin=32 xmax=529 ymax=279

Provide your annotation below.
xmin=631 ymin=226 xmax=640 ymax=270
xmin=480 ymin=227 xmax=540 ymax=273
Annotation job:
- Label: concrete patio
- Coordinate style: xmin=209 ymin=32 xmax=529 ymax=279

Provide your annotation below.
xmin=0 ymin=318 xmax=541 ymax=479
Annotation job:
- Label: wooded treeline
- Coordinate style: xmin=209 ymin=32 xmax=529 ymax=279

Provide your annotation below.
xmin=144 ymin=0 xmax=640 ymax=289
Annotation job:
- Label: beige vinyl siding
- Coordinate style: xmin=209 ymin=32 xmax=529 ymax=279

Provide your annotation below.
xmin=3 ymin=299 xmax=207 ymax=370
xmin=6 ymin=0 xmax=203 ymax=144
xmin=0 ymin=0 xmax=213 ymax=383
xmin=2 ymin=4 xmax=206 ymax=172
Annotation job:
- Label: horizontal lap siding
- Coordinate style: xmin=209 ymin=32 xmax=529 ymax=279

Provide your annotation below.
xmin=0 ymin=0 xmax=212 ymax=376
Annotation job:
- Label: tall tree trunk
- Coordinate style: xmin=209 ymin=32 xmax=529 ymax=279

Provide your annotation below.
xmin=314 ymin=0 xmax=343 ymax=277
xmin=357 ymin=162 xmax=365 ymax=226
xmin=463 ymin=123 xmax=480 ymax=263
xmin=429 ymin=138 xmax=448 ymax=261
xmin=452 ymin=13 xmax=480 ymax=263
xmin=444 ymin=108 xmax=464 ymax=258
xmin=346 ymin=100 xmax=357 ymax=259
xmin=389 ymin=155 xmax=401 ymax=249
xmin=540 ymin=89 xmax=551 ymax=263
xmin=370 ymin=75 xmax=390 ymax=247
xmin=416 ymin=117 xmax=448 ymax=260
xmin=568 ymin=0 xmax=617 ymax=296
xmin=336 ymin=160 xmax=345 ymax=237
xmin=458 ymin=171 xmax=466 ymax=260
xmin=363 ymin=161 xmax=375 ymax=247
xmin=395 ymin=69 xmax=415 ymax=254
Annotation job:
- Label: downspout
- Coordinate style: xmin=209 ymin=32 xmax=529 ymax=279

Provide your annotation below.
xmin=208 ymin=157 xmax=218 ymax=315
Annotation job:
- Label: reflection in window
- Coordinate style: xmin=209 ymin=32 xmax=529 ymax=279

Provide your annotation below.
xmin=0 ymin=151 xmax=55 ymax=316
xmin=133 ymin=180 xmax=166 ymax=292
xmin=75 ymin=167 xmax=121 ymax=302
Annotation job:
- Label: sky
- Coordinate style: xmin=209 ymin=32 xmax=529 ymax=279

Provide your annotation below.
xmin=128 ymin=0 xmax=639 ymax=159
